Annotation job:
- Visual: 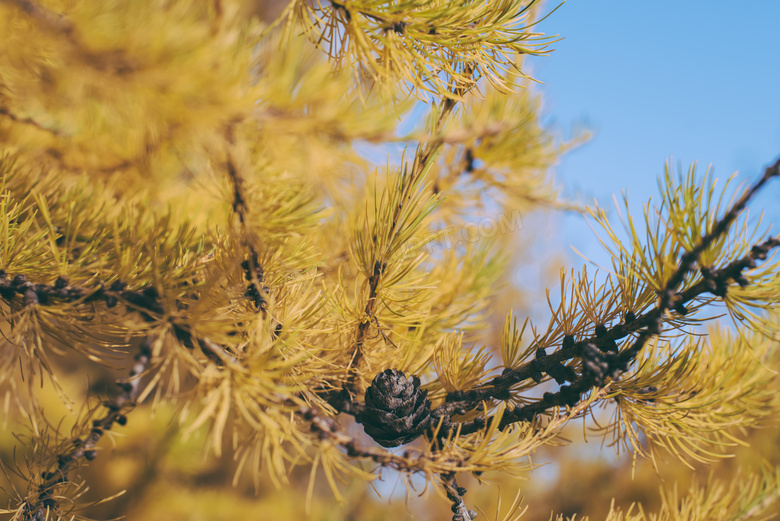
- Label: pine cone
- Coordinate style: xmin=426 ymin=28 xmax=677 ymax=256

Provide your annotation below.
xmin=357 ymin=369 xmax=432 ymax=447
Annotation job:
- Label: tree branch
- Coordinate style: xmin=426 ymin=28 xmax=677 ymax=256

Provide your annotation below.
xmin=300 ymin=406 xmax=430 ymax=474
xmin=452 ymin=156 xmax=780 ymax=434
xmin=21 ymin=337 xmax=152 ymax=520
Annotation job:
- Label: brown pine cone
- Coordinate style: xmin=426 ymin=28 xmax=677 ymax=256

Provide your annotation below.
xmin=356 ymin=369 xmax=432 ymax=447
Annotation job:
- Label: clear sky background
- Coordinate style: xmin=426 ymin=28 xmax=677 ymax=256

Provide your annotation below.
xmin=528 ymin=1 xmax=780 ymax=268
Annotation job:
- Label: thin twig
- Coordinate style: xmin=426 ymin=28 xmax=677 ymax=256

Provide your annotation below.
xmin=341 ymin=67 xmax=475 ymax=404
xmin=442 ymin=474 xmax=477 ymax=521
xmin=0 ymin=107 xmax=61 ymax=135
xmin=22 ymin=337 xmax=152 ymax=520
xmin=225 ymin=144 xmax=270 ymax=317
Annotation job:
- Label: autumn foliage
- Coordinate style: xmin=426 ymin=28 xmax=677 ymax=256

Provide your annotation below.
xmin=1 ymin=1 xmax=779 ymax=520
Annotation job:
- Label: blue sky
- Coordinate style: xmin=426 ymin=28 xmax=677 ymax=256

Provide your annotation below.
xmin=528 ymin=1 xmax=780 ymax=267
